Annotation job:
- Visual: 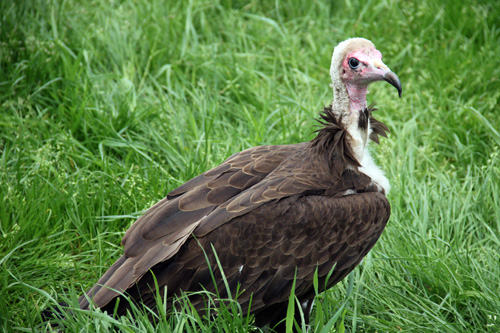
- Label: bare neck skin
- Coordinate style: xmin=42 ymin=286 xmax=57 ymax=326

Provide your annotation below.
xmin=345 ymin=82 xmax=368 ymax=112
xmin=331 ymin=78 xmax=368 ymax=122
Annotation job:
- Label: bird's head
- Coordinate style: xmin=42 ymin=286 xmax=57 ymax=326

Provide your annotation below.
xmin=330 ymin=38 xmax=402 ymax=113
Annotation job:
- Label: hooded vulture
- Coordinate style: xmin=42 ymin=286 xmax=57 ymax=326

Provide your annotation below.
xmin=55 ymin=38 xmax=402 ymax=331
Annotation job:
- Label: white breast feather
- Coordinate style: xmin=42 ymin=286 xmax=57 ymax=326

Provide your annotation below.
xmin=359 ymin=149 xmax=390 ymax=193
xmin=345 ymin=114 xmax=390 ymax=194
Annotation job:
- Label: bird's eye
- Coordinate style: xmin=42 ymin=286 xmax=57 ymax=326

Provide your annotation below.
xmin=348 ymin=58 xmax=360 ymax=69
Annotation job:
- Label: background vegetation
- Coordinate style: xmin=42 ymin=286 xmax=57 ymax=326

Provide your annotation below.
xmin=1 ymin=0 xmax=499 ymax=331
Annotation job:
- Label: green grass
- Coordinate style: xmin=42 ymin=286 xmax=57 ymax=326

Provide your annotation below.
xmin=1 ymin=0 xmax=500 ymax=331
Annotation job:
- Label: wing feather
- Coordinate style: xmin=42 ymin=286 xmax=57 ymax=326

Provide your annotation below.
xmin=131 ymin=191 xmax=389 ymax=316
xmin=80 ymin=141 xmax=388 ymax=313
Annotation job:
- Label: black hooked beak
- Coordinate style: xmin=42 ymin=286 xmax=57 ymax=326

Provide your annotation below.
xmin=384 ymin=72 xmax=402 ymax=98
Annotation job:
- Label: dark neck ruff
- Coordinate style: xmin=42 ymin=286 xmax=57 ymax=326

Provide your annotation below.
xmin=310 ymin=105 xmax=389 ymax=178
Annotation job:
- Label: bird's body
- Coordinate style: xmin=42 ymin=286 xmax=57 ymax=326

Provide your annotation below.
xmin=49 ymin=38 xmax=402 ymax=331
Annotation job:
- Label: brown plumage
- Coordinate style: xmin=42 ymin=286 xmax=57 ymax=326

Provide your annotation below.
xmin=50 ymin=38 xmax=402 ymax=331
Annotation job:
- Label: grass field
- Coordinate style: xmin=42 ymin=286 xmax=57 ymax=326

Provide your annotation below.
xmin=1 ymin=0 xmax=500 ymax=331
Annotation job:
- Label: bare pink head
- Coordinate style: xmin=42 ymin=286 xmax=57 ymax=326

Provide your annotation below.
xmin=330 ymin=38 xmax=402 ymax=113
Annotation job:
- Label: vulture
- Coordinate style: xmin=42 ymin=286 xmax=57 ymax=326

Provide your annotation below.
xmin=48 ymin=37 xmax=402 ymax=331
